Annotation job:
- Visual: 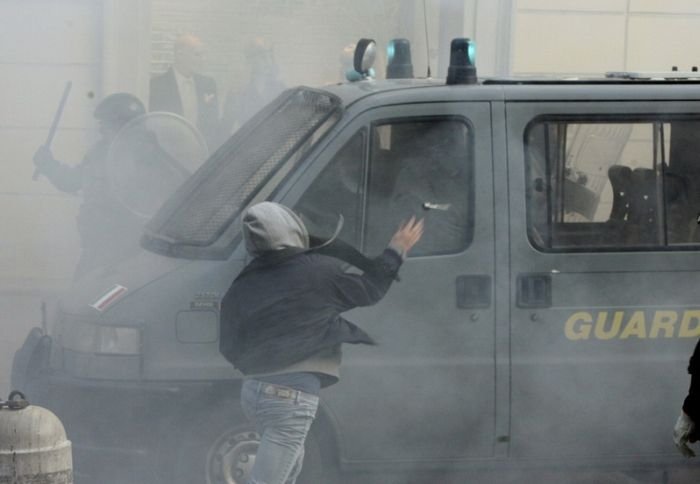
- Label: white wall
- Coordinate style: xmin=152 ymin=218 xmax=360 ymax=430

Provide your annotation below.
xmin=149 ymin=0 xmax=419 ymax=96
xmin=0 ymin=1 xmax=103 ymax=292
xmin=512 ymin=0 xmax=700 ymax=75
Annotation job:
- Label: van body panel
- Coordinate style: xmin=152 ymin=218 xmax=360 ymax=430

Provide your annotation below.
xmin=274 ymin=100 xmax=497 ymax=463
xmin=56 ymin=249 xmax=188 ymax=316
xmin=139 ymin=255 xmax=245 ymax=380
xmin=506 ymin=99 xmax=700 ymax=459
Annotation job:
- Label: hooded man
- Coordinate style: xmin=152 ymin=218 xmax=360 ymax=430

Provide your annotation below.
xmin=674 ymin=338 xmax=700 ymax=457
xmin=220 ymin=201 xmax=423 ymax=484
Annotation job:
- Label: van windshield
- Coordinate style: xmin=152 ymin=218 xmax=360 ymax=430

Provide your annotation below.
xmin=142 ymin=87 xmax=341 ymax=258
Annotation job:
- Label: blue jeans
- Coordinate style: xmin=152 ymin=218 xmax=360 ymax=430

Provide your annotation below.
xmin=240 ymin=379 xmax=319 ymax=484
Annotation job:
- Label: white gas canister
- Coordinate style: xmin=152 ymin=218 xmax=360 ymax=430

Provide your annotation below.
xmin=0 ymin=391 xmax=72 ymax=484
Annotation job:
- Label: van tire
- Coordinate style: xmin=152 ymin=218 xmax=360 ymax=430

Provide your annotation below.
xmin=161 ymin=400 xmax=252 ymax=484
xmin=166 ymin=400 xmax=338 ymax=484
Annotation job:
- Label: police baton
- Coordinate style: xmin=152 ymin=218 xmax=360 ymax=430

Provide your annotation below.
xmin=33 ymin=81 xmax=72 ymax=181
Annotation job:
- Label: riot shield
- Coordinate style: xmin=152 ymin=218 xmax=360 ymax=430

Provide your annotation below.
xmin=106 ymin=112 xmax=209 ymax=219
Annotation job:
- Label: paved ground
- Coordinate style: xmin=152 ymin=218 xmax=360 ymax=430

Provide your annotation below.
xmin=338 ymin=468 xmax=698 ymax=483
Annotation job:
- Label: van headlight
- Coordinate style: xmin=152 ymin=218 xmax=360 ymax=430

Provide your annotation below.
xmin=60 ymin=320 xmax=142 ymax=355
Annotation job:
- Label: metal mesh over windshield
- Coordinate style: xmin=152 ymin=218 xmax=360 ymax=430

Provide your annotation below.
xmin=148 ymin=88 xmax=341 ymax=247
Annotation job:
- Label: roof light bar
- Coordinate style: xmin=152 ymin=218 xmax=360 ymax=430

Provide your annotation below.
xmin=605 ymin=71 xmax=700 ymax=80
xmin=446 ymin=38 xmax=477 ymax=85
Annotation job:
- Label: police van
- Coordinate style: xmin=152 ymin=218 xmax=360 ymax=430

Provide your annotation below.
xmin=13 ymin=38 xmax=700 ymax=483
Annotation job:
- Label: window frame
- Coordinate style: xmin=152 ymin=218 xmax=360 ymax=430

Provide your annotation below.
xmin=363 ymin=115 xmax=477 ymax=257
xmin=292 ymin=128 xmax=368 ymax=249
xmin=524 ymin=113 xmax=700 ymax=253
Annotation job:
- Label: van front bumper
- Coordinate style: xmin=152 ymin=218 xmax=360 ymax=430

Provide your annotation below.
xmin=24 ymin=367 xmax=229 ymax=483
xmin=44 ymin=371 xmax=184 ymax=482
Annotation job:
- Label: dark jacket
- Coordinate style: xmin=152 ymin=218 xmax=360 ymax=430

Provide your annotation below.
xmin=220 ymin=248 xmax=402 ymax=375
xmin=149 ymin=68 xmax=220 ymax=149
xmin=684 ymin=338 xmax=700 ymax=441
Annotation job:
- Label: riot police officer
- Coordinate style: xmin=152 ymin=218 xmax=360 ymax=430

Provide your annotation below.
xmin=33 ymin=92 xmax=146 ymax=278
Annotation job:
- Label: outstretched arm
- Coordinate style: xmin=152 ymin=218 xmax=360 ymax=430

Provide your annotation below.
xmin=323 ymin=217 xmax=424 ymax=310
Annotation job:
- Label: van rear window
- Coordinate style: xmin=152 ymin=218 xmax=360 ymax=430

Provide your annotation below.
xmin=525 ymin=117 xmax=700 ymax=251
xmin=143 ymin=88 xmax=341 ymax=255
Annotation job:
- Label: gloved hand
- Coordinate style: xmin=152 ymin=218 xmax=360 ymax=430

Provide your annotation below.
xmin=673 ymin=411 xmax=696 ymax=458
xmin=33 ymin=145 xmax=57 ymax=171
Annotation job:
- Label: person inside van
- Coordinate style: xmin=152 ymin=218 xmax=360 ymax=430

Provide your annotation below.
xmin=219 ymin=201 xmax=423 ymax=484
xmin=674 ymin=338 xmax=700 ymax=457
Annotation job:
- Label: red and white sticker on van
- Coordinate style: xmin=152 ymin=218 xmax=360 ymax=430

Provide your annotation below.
xmin=90 ymin=284 xmax=128 ymax=312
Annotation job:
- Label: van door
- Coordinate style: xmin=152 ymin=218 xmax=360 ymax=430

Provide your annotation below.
xmin=282 ymin=102 xmax=497 ymax=465
xmin=506 ymin=100 xmax=700 ymax=460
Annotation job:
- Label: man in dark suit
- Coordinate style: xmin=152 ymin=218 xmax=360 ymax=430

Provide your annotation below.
xmin=149 ymin=34 xmax=220 ymax=150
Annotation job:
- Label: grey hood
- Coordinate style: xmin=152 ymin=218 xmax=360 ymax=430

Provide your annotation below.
xmin=242 ymin=202 xmax=310 ymax=257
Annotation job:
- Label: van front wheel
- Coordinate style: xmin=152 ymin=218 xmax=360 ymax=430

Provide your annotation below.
xmin=168 ymin=402 xmax=258 ymax=484
xmin=170 ymin=403 xmax=336 ymax=484
xmin=204 ymin=424 xmax=260 ymax=484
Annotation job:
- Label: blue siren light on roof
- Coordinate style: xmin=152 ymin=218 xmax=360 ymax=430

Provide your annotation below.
xmin=446 ymin=38 xmax=477 ymax=85
xmin=386 ymin=38 xmax=414 ymax=79
xmin=468 ymin=40 xmax=476 ymax=65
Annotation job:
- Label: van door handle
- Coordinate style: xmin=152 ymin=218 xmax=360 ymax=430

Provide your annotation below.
xmin=517 ymin=273 xmax=552 ymax=308
xmin=456 ymin=275 xmax=491 ymax=309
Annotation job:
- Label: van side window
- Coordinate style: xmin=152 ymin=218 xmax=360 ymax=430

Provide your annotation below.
xmin=364 ymin=118 xmax=473 ymax=256
xmin=526 ymin=118 xmax=700 ymax=251
xmin=294 ymin=130 xmax=365 ymax=247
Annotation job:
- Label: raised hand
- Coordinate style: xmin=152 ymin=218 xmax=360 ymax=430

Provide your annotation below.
xmin=389 ymin=216 xmax=425 ymax=258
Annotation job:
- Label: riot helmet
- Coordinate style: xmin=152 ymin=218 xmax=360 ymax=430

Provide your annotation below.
xmin=94 ymin=93 xmax=146 ymax=127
